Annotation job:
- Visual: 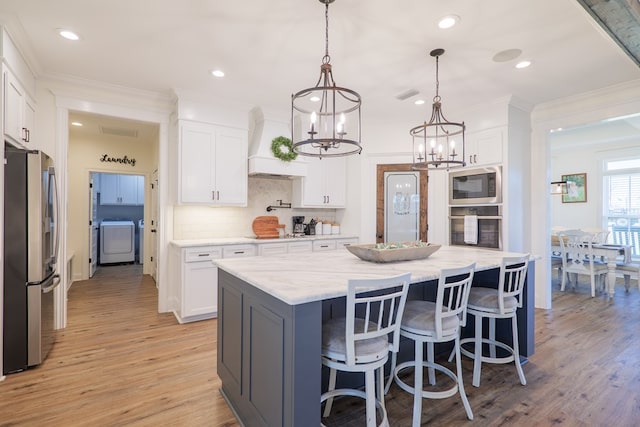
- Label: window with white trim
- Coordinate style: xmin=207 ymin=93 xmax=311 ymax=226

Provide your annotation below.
xmin=603 ymin=157 xmax=640 ymax=258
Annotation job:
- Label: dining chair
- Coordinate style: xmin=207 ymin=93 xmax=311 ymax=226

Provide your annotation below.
xmin=559 ymin=231 xmax=608 ymax=297
xmin=321 ymin=272 xmax=411 ymax=427
xmin=455 ymin=255 xmax=529 ymax=387
xmin=387 ymin=263 xmax=476 ymax=426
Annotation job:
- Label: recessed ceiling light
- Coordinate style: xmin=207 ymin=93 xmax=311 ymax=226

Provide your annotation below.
xmin=438 ymin=15 xmax=460 ymax=29
xmin=414 ymin=99 xmax=426 ymax=105
xmin=70 ymin=121 xmax=83 ymax=127
xmin=58 ymin=29 xmax=80 ymax=41
xmin=515 ymin=60 xmax=532 ymax=69
xmin=211 ymin=69 xmax=225 ymax=78
xmin=310 ymin=96 xmax=321 ymax=102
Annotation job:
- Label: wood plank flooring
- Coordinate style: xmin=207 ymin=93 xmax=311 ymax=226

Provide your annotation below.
xmin=1 ymin=266 xmax=639 ymax=426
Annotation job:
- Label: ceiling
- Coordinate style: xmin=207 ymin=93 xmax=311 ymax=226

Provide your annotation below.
xmin=1 ymin=0 xmax=639 ymax=129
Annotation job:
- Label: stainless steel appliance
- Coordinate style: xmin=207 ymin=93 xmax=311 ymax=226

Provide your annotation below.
xmin=449 ymin=166 xmax=502 ymax=205
xmin=449 ymin=206 xmax=502 ymax=249
xmin=3 ymin=145 xmax=60 ymax=374
xmin=292 ymin=216 xmax=305 ymax=235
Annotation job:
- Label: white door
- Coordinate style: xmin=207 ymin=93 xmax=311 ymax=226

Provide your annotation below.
xmin=150 ymin=170 xmax=158 ymax=283
xmin=89 ymin=174 xmax=98 ymax=277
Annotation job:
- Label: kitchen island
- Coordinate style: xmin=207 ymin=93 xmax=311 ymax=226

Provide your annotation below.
xmin=215 ymin=245 xmax=535 ymax=427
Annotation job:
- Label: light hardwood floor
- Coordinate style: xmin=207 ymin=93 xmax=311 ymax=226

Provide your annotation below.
xmin=1 ymin=266 xmax=639 ymax=426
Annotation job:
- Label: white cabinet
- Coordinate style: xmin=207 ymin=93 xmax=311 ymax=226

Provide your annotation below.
xmin=313 ymin=240 xmax=337 ymax=251
xmin=258 ymin=242 xmax=288 ymax=256
xmin=335 ymin=237 xmax=359 ymax=248
xmin=292 ymin=157 xmax=346 ymax=208
xmin=99 ymin=173 xmax=144 ymax=205
xmin=3 ymin=68 xmax=35 ymax=147
xmin=287 ymin=240 xmax=313 ymax=253
xmin=465 ymin=128 xmax=503 ymax=167
xmin=178 ymin=120 xmax=248 ymax=206
xmin=170 ymin=245 xmax=222 ymax=323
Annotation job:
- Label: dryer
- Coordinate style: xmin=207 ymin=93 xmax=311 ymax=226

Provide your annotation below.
xmin=100 ymin=220 xmax=135 ymax=264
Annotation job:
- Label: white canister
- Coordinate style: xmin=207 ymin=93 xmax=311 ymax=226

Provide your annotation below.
xmin=331 ymin=225 xmax=340 ymax=235
xmin=323 ymin=223 xmax=332 ymax=235
xmin=315 ymin=221 xmax=323 ymax=235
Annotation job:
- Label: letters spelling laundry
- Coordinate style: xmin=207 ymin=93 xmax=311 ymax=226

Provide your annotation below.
xmin=100 ymin=154 xmax=136 ymax=167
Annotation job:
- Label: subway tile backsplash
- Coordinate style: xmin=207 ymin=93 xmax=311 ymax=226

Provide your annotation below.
xmin=173 ymin=177 xmax=337 ymax=239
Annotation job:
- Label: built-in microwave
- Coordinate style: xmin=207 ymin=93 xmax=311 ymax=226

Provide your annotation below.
xmin=449 ymin=166 xmax=502 ymax=205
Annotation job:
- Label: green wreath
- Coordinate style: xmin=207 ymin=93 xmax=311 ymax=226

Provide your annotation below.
xmin=271 ymin=136 xmax=298 ymax=162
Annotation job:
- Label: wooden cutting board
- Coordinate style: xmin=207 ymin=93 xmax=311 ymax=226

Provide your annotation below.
xmin=252 ymin=216 xmax=284 ymax=239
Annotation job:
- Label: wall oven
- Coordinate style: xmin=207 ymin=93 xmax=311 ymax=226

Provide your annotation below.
xmin=449 ymin=166 xmax=502 ymax=205
xmin=450 ymin=206 xmax=502 ymax=250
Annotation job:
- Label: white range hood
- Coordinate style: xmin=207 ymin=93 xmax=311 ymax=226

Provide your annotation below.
xmin=248 ymin=107 xmax=307 ymax=177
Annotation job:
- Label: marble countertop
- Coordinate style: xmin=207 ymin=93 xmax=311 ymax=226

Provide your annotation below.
xmin=215 ymin=245 xmax=530 ymax=305
xmin=170 ymin=234 xmax=358 ymax=248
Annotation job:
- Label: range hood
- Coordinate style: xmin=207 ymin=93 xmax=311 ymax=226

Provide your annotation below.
xmin=248 ymin=107 xmax=307 ymax=177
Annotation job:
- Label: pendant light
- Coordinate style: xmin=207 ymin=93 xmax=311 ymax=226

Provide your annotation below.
xmin=412 ymin=49 xmax=466 ymax=171
xmin=291 ymin=0 xmax=362 ymax=158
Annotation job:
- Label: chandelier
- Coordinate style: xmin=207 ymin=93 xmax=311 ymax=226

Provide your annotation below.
xmin=411 ymin=49 xmax=465 ymax=171
xmin=291 ymin=0 xmax=362 ymax=158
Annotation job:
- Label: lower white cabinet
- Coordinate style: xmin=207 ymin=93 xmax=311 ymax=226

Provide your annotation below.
xmin=171 ymin=246 xmax=222 ymax=323
xmin=170 ymin=237 xmax=358 ymax=322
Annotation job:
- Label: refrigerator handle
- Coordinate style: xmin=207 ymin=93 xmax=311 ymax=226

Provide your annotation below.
xmin=42 ymin=274 xmax=61 ymax=293
xmin=49 ymin=166 xmax=61 ymax=265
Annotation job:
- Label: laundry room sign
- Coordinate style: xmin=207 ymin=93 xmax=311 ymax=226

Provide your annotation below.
xmin=99 ymin=154 xmax=136 ymax=167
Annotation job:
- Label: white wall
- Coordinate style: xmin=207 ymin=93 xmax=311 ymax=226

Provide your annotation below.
xmin=551 ymin=136 xmax=640 ymax=230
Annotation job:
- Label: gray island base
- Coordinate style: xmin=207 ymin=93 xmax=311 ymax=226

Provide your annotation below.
xmin=216 ymin=246 xmax=535 ymax=426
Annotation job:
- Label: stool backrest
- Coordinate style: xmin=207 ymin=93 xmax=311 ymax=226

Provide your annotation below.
xmin=345 ymin=272 xmax=411 ymax=365
xmin=498 ymin=254 xmax=530 ymax=313
xmin=435 ymin=263 xmax=475 ymax=339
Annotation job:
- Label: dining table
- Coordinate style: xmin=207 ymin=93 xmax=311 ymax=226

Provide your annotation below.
xmin=551 ymin=241 xmax=632 ymax=297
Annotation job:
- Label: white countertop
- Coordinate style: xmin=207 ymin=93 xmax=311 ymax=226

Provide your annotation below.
xmin=170 ymin=235 xmax=358 ymax=248
xmin=215 ymin=245 xmax=530 ymax=305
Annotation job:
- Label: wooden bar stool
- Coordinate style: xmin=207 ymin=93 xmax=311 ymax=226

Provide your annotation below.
xmin=457 ymin=255 xmax=529 ymax=388
xmin=321 ymin=272 xmax=411 ymax=427
xmin=388 ymin=263 xmax=476 ymax=426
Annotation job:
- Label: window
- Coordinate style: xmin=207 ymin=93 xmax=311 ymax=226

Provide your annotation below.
xmin=603 ymin=158 xmax=640 ymax=258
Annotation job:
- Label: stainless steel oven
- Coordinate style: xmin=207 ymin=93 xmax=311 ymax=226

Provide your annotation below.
xmin=449 ymin=166 xmax=502 ymax=205
xmin=450 ymin=205 xmax=502 ymax=249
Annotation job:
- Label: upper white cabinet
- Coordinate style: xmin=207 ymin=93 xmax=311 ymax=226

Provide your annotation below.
xmin=292 ymin=156 xmax=346 ymax=208
xmin=465 ymin=128 xmax=503 ymax=167
xmin=178 ymin=120 xmax=248 ymax=206
xmin=3 ymin=67 xmax=35 ymax=147
xmin=99 ymin=173 xmax=144 ymax=205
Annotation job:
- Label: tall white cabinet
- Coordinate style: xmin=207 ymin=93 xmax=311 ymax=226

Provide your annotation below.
xmin=178 ymin=120 xmax=248 ymax=206
xmin=292 ymin=156 xmax=346 ymax=208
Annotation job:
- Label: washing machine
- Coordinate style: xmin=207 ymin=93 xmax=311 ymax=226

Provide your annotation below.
xmin=100 ymin=220 xmax=135 ymax=264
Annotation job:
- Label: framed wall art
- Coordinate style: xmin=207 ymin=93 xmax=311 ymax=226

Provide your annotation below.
xmin=562 ymin=173 xmax=587 ymax=203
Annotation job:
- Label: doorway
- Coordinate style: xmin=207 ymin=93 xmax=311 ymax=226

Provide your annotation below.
xmin=376 ymin=164 xmax=428 ymax=243
xmin=89 ymin=172 xmax=145 ymax=276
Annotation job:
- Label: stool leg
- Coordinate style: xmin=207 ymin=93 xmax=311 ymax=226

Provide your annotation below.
xmin=624 ymin=274 xmax=630 ymax=292
xmin=376 ymin=365 xmax=385 ymax=413
xmin=489 ymin=318 xmax=496 ymax=359
xmin=427 ymin=342 xmax=436 ymax=385
xmin=322 ymin=367 xmax=337 ymax=417
xmin=365 ymin=369 xmax=376 ymax=427
xmin=472 ymin=314 xmax=483 ymax=388
xmin=384 ymin=352 xmax=396 ymax=394
xmin=512 ymin=315 xmax=526 ymax=385
xmin=412 ymin=340 xmax=423 ymax=427
xmin=454 ymin=334 xmax=474 ymax=420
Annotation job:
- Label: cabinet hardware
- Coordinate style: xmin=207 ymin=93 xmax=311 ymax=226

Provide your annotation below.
xmin=198 ymin=253 xmax=210 ymax=257
xmin=234 ymin=251 xmax=244 ymax=254
xmin=320 ymin=245 xmax=329 ymax=248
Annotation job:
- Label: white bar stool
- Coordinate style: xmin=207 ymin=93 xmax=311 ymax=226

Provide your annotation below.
xmin=388 ymin=263 xmax=476 ymax=426
xmin=457 ymin=255 xmax=529 ymax=388
xmin=321 ymin=272 xmax=411 ymax=427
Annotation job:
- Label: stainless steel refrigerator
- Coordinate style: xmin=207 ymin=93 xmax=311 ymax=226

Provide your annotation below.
xmin=3 ymin=144 xmax=60 ymax=374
